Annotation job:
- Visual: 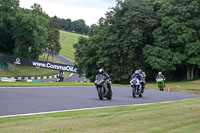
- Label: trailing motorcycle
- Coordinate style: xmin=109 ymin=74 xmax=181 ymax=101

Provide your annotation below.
xmin=156 ymin=78 xmax=165 ymax=91
xmin=130 ymin=77 xmax=143 ymax=98
xmin=94 ymin=75 xmax=112 ymax=100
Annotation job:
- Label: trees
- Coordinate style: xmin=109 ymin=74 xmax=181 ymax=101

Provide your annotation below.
xmin=12 ymin=8 xmax=48 ymax=59
xmin=47 ymin=16 xmax=61 ymax=61
xmin=74 ymin=0 xmax=200 ymax=82
xmin=144 ymin=0 xmax=200 ymax=80
xmin=74 ymin=0 xmax=156 ymax=83
xmin=58 ymin=18 xmax=72 ymax=31
xmin=71 ymin=19 xmax=90 ymax=34
xmin=0 ymin=0 xmax=19 ymax=54
xmin=0 ymin=2 xmax=61 ymax=60
xmin=58 ymin=18 xmax=90 ymax=34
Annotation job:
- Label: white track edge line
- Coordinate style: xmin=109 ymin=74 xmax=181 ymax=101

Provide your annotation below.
xmin=0 ymin=97 xmax=198 ymax=118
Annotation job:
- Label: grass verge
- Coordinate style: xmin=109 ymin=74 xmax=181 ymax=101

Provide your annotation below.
xmin=146 ymin=80 xmax=200 ymax=94
xmin=0 ymin=81 xmax=94 ymax=87
xmin=0 ymin=80 xmax=200 ymax=94
xmin=0 ymin=80 xmax=199 ymax=89
xmin=0 ymin=98 xmax=200 ymax=133
xmin=59 ymin=30 xmax=88 ymax=62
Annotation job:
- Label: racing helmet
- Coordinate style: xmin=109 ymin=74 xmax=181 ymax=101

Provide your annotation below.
xmin=99 ymin=69 xmax=104 ymax=74
xmin=158 ymin=72 xmax=162 ymax=75
xmin=134 ymin=70 xmax=139 ymax=75
xmin=138 ymin=69 xmax=142 ymax=74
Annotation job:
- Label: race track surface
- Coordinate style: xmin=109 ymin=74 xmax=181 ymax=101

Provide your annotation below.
xmin=0 ymin=86 xmax=199 ymax=116
xmin=55 ymin=55 xmax=85 ymax=82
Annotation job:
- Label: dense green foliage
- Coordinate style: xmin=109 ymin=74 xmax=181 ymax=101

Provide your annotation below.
xmin=12 ymin=8 xmax=48 ymax=59
xmin=74 ymin=0 xmax=156 ymax=83
xmin=74 ymin=0 xmax=200 ymax=83
xmin=46 ymin=16 xmax=61 ymax=61
xmin=58 ymin=18 xmax=90 ymax=35
xmin=0 ymin=0 xmax=19 ymax=54
xmin=0 ymin=0 xmax=61 ymax=60
xmin=144 ymin=0 xmax=200 ymax=80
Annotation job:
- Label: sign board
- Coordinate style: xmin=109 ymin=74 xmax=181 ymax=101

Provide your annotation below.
xmin=1 ymin=56 xmax=77 ymax=73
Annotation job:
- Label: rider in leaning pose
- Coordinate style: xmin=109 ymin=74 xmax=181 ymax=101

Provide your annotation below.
xmin=138 ymin=69 xmax=146 ymax=93
xmin=130 ymin=70 xmax=143 ymax=88
xmin=95 ymin=69 xmax=111 ymax=90
xmin=156 ymin=72 xmax=166 ymax=82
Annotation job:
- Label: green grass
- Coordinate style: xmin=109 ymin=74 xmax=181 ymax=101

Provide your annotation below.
xmin=0 ymin=65 xmax=59 ymax=77
xmin=59 ymin=30 xmax=88 ymax=62
xmin=0 ymin=81 xmax=94 ymax=87
xmin=1 ymin=80 xmax=200 ymax=95
xmin=146 ymin=80 xmax=200 ymax=94
xmin=0 ymin=81 xmax=131 ymax=87
xmin=0 ymin=98 xmax=199 ymax=133
xmin=0 ymin=80 xmax=200 ymax=91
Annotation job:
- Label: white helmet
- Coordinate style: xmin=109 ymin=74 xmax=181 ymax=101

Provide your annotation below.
xmin=99 ymin=69 xmax=104 ymax=74
xmin=135 ymin=70 xmax=139 ymax=74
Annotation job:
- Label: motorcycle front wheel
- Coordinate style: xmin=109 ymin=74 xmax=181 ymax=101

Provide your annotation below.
xmin=107 ymin=89 xmax=112 ymax=100
xmin=97 ymin=86 xmax=104 ymax=100
xmin=158 ymin=83 xmax=163 ymax=91
xmin=132 ymin=87 xmax=136 ymax=98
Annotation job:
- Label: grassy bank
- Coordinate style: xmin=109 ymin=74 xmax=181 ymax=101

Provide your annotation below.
xmin=0 ymin=98 xmax=199 ymax=133
xmin=0 ymin=81 xmax=93 ymax=87
xmin=1 ymin=80 xmax=200 ymax=94
xmin=0 ymin=65 xmax=60 ymax=77
xmin=146 ymin=80 xmax=200 ymax=94
xmin=0 ymin=80 xmax=199 ymax=89
xmin=59 ymin=30 xmax=88 ymax=62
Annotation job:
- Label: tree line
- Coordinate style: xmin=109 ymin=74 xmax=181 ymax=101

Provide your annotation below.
xmin=0 ymin=0 xmax=61 ymax=60
xmin=58 ymin=18 xmax=90 ymax=35
xmin=74 ymin=0 xmax=200 ymax=83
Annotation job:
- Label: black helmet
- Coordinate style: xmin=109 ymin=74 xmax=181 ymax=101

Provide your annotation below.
xmin=99 ymin=69 xmax=104 ymax=74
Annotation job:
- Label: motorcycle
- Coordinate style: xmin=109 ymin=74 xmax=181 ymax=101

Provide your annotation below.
xmin=156 ymin=78 xmax=165 ymax=91
xmin=130 ymin=77 xmax=143 ymax=98
xmin=94 ymin=75 xmax=112 ymax=100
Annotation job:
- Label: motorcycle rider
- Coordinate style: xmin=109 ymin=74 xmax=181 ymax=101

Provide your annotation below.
xmin=138 ymin=69 xmax=146 ymax=93
xmin=156 ymin=72 xmax=166 ymax=82
xmin=95 ymin=69 xmax=111 ymax=90
xmin=130 ymin=70 xmax=143 ymax=91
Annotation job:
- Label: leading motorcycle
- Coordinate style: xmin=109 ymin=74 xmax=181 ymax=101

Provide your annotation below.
xmin=94 ymin=75 xmax=112 ymax=100
xmin=130 ymin=77 xmax=143 ymax=98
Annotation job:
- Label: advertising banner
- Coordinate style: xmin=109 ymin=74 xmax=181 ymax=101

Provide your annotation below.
xmin=1 ymin=56 xmax=77 ymax=73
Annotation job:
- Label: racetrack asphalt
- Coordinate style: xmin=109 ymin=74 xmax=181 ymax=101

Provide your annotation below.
xmin=0 ymin=86 xmax=199 ymax=117
xmin=55 ymin=55 xmax=85 ymax=82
